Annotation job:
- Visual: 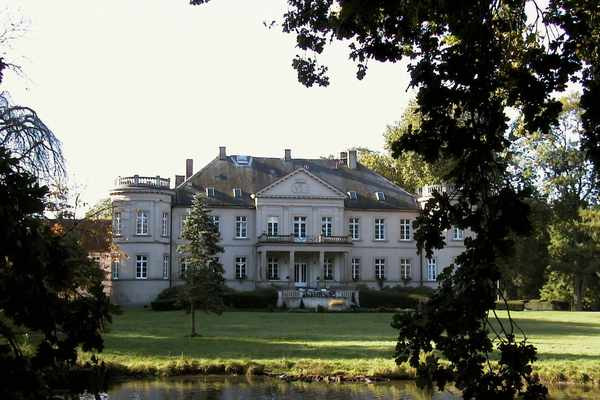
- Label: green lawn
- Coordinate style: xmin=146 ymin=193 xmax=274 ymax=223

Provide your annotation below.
xmin=94 ymin=309 xmax=600 ymax=384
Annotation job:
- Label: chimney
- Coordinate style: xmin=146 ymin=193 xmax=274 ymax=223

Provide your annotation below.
xmin=284 ymin=148 xmax=291 ymax=161
xmin=219 ymin=146 xmax=227 ymax=160
xmin=340 ymin=151 xmax=348 ymax=166
xmin=175 ymin=174 xmax=185 ymax=186
xmin=348 ymin=150 xmax=357 ymax=169
xmin=186 ymin=159 xmax=193 ymax=180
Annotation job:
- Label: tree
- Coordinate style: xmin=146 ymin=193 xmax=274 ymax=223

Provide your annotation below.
xmin=85 ymin=197 xmax=113 ymax=220
xmin=545 ymin=208 xmax=600 ymax=310
xmin=178 ymin=193 xmax=225 ymax=337
xmin=359 ymin=99 xmax=450 ymax=193
xmin=0 ymin=147 xmax=113 ymax=399
xmin=191 ymin=1 xmax=599 ymax=397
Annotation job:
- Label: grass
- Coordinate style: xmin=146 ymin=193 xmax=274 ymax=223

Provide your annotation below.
xmin=91 ymin=309 xmax=600 ymax=385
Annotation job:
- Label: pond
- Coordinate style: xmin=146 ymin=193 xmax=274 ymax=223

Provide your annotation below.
xmin=100 ymin=376 xmax=599 ymax=400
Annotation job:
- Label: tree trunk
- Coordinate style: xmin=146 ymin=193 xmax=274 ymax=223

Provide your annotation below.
xmin=191 ymin=302 xmax=197 ymax=336
xmin=574 ymin=274 xmax=584 ymax=311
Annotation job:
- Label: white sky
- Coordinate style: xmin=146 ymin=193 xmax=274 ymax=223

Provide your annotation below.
xmin=2 ymin=0 xmax=413 ymax=209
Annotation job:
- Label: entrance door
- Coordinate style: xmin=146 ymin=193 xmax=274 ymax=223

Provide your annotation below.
xmin=294 ymin=263 xmax=307 ymax=287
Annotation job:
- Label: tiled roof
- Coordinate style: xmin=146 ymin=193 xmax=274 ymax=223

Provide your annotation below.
xmin=175 ymin=156 xmax=418 ymax=210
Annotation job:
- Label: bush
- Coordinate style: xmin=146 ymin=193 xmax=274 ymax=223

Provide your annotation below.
xmin=357 ymin=286 xmax=431 ymax=309
xmin=222 ymin=288 xmax=278 ymax=309
xmin=525 ymin=299 xmax=570 ymax=311
xmin=151 ymin=286 xmax=184 ymax=311
xmin=494 ymin=300 xmax=525 ymax=311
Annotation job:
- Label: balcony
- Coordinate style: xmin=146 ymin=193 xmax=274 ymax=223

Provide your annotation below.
xmin=114 ymin=175 xmax=171 ymax=190
xmin=417 ymin=183 xmax=455 ymax=198
xmin=257 ymin=234 xmax=352 ymax=245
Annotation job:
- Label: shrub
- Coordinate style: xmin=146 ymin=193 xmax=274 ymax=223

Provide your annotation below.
xmin=222 ymin=288 xmax=278 ymax=309
xmin=494 ymin=300 xmax=525 ymax=311
xmin=151 ymin=286 xmax=185 ymax=311
xmin=357 ymin=286 xmax=431 ymax=309
xmin=525 ymin=299 xmax=570 ymax=311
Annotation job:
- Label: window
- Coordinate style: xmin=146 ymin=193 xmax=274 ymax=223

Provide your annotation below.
xmin=162 ymin=255 xmax=169 ymax=279
xmin=236 ymin=257 xmax=247 ymax=279
xmin=452 ymin=226 xmax=464 ymax=240
xmin=136 ymin=255 xmax=148 ymax=279
xmin=349 ymin=217 xmax=360 ymax=240
xmin=375 ymin=258 xmax=385 ymax=280
xmin=111 ymin=259 xmax=120 ymax=280
xmin=206 ymin=187 xmax=215 ymax=197
xmin=375 ymin=191 xmax=386 ymax=201
xmin=233 ymin=188 xmax=242 ymax=198
xmin=321 ymin=216 xmax=332 ymax=237
xmin=136 ymin=210 xmax=148 ymax=235
xmin=352 ymin=258 xmax=360 ymax=281
xmin=293 ymin=216 xmax=307 ymax=239
xmin=113 ymin=211 xmax=122 ymax=236
xmin=162 ymin=212 xmax=169 ymax=236
xmin=180 ymin=257 xmax=189 ymax=276
xmin=323 ymin=258 xmax=334 ymax=280
xmin=400 ymin=258 xmax=411 ymax=280
xmin=210 ymin=215 xmax=220 ymax=233
xmin=400 ymin=219 xmax=411 ymax=240
xmin=267 ymin=216 xmax=279 ymax=236
xmin=375 ymin=218 xmax=385 ymax=240
xmin=235 ymin=216 xmax=248 ymax=238
xmin=267 ymin=257 xmax=279 ymax=280
xmin=347 ymin=191 xmax=358 ymax=200
xmin=427 ymin=258 xmax=437 ymax=281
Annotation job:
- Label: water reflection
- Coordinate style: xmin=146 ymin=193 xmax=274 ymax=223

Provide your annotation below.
xmin=108 ymin=376 xmax=459 ymax=400
xmin=106 ymin=376 xmax=597 ymax=400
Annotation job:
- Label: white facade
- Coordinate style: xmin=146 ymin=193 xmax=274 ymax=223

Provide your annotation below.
xmin=109 ymin=153 xmax=466 ymax=305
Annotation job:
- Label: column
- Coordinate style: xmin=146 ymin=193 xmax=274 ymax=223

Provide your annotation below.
xmin=289 ymin=250 xmax=295 ymax=288
xmin=319 ymin=250 xmax=324 ymax=288
xmin=260 ymin=250 xmax=267 ymax=281
xmin=343 ymin=251 xmax=350 ymax=285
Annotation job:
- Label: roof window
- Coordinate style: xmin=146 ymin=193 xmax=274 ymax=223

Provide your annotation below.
xmin=375 ymin=191 xmax=386 ymax=201
xmin=234 ymin=155 xmax=251 ymax=166
xmin=206 ymin=187 xmax=215 ymax=197
xmin=233 ymin=188 xmax=242 ymax=198
xmin=347 ymin=191 xmax=358 ymax=200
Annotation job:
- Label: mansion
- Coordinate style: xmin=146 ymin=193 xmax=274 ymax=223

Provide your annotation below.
xmin=109 ymin=147 xmax=465 ymax=305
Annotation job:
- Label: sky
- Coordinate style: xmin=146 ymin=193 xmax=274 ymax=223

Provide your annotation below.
xmin=1 ymin=0 xmax=413 ymax=209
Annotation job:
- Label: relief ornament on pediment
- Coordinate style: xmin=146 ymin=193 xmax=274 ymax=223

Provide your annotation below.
xmin=291 ymin=180 xmax=309 ymax=194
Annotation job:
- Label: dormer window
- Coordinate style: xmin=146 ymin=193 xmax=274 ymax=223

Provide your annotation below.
xmin=206 ymin=187 xmax=215 ymax=197
xmin=233 ymin=188 xmax=242 ymax=198
xmin=375 ymin=191 xmax=386 ymax=201
xmin=347 ymin=191 xmax=358 ymax=200
xmin=233 ymin=155 xmax=251 ymax=166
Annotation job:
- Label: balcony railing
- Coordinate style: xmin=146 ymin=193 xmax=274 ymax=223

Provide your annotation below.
xmin=257 ymin=234 xmax=351 ymax=245
xmin=418 ymin=184 xmax=455 ymax=198
xmin=114 ymin=175 xmax=171 ymax=189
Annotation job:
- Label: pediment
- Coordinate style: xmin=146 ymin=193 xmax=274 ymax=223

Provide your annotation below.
xmin=256 ymin=169 xmax=346 ymax=199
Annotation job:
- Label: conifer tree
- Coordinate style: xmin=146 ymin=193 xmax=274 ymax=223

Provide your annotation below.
xmin=178 ymin=193 xmax=225 ymax=337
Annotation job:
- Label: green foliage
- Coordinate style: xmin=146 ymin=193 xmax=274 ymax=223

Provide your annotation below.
xmin=357 ymin=100 xmax=447 ymax=194
xmin=0 ymin=147 xmax=113 ymax=399
xmin=358 ymin=286 xmax=431 ymax=310
xmin=494 ymin=300 xmax=525 ymax=312
xmin=547 ymin=208 xmax=600 ymax=310
xmin=85 ymin=197 xmax=113 ymax=220
xmin=222 ymin=288 xmax=278 ymax=309
xmin=178 ymin=193 xmax=226 ymax=335
xmin=525 ymin=299 xmax=570 ymax=312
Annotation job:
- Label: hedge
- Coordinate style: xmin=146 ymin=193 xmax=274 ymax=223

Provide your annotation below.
xmin=525 ymin=299 xmax=570 ymax=311
xmin=494 ymin=300 xmax=525 ymax=311
xmin=357 ymin=286 xmax=431 ymax=309
xmin=150 ymin=286 xmax=278 ymax=311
